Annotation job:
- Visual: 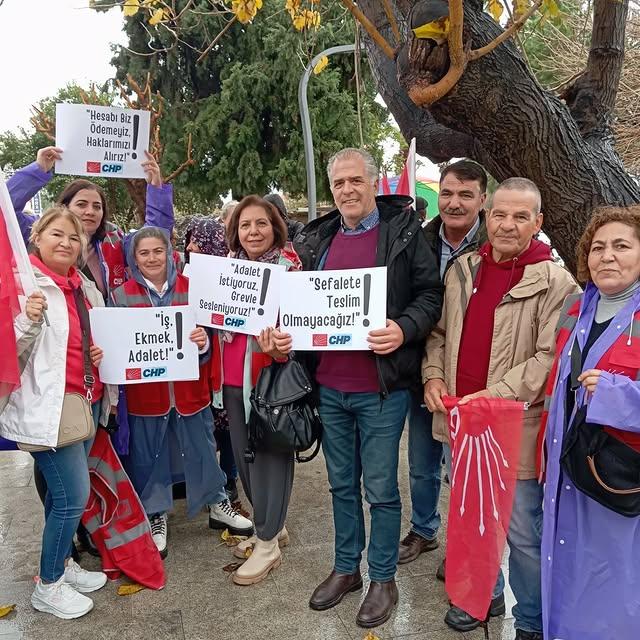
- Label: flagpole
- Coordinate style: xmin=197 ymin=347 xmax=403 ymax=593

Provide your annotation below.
xmin=0 ymin=180 xmax=49 ymax=325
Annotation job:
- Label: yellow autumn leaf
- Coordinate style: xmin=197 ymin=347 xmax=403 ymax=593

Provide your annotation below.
xmin=142 ymin=0 xmax=160 ymax=5
xmin=232 ymin=0 xmax=263 ymax=24
xmin=313 ymin=55 xmax=329 ymax=75
xmin=0 ymin=604 xmax=16 ymax=618
xmin=117 ymin=583 xmax=146 ymax=596
xmin=305 ymin=9 xmax=321 ymax=28
xmin=123 ymin=0 xmax=140 ymax=17
xmin=285 ymin=0 xmax=301 ymax=19
xmin=512 ymin=0 xmax=529 ymax=18
xmin=541 ymin=0 xmax=560 ymax=18
xmin=412 ymin=17 xmax=449 ymax=41
xmin=362 ymin=632 xmax=381 ymax=640
xmin=220 ymin=529 xmax=245 ymax=547
xmin=149 ymin=8 xmax=165 ymax=25
xmin=487 ymin=0 xmax=504 ymax=20
xmin=292 ymin=12 xmax=306 ymax=30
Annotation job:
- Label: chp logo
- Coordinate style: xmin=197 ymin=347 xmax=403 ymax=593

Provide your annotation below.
xmin=210 ymin=313 xmax=246 ymax=329
xmin=312 ymin=334 xmax=352 ymax=347
xmin=125 ymin=367 xmax=168 ymax=381
xmin=86 ymin=161 xmax=123 ymax=174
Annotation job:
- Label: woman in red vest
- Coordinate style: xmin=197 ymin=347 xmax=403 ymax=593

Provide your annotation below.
xmin=110 ymin=227 xmax=253 ymax=558
xmin=541 ymin=207 xmax=640 ymax=640
xmin=210 ymin=195 xmax=301 ymax=586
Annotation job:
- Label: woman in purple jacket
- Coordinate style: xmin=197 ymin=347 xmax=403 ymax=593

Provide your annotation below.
xmin=7 ymin=146 xmax=174 ymax=300
xmin=542 ymin=206 xmax=640 ymax=640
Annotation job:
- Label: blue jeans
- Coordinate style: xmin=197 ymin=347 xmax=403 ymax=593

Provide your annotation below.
xmin=31 ymin=403 xmax=98 ymax=583
xmin=318 ymin=386 xmax=409 ymax=583
xmin=443 ymin=445 xmax=542 ymax=631
xmin=407 ymin=392 xmax=442 ymax=540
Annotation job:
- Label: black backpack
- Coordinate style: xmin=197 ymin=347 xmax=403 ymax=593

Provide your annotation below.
xmin=245 ymin=356 xmax=322 ymax=463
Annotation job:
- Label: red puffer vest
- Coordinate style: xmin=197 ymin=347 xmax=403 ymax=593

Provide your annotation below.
xmin=111 ymin=274 xmax=211 ymax=416
xmin=82 ymin=428 xmax=165 ymax=589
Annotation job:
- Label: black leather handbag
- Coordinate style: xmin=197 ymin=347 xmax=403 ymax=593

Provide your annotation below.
xmin=246 ymin=356 xmax=322 ymax=463
xmin=560 ymin=341 xmax=640 ymax=517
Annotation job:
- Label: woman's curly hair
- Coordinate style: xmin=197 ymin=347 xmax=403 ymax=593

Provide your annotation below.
xmin=576 ymin=205 xmax=640 ymax=283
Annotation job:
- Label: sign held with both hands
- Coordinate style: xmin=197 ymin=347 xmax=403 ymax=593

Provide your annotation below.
xmin=55 ymin=104 xmax=151 ymax=179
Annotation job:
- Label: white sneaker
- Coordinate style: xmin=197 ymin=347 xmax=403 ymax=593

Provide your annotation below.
xmin=31 ymin=576 xmax=94 ymax=619
xmin=149 ymin=513 xmax=168 ymax=558
xmin=63 ymin=558 xmax=107 ymax=593
xmin=209 ymin=499 xmax=254 ymax=536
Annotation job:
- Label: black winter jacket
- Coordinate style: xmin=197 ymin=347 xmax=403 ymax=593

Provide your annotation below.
xmin=422 ymin=211 xmax=487 ymax=277
xmin=294 ymin=195 xmax=443 ymax=395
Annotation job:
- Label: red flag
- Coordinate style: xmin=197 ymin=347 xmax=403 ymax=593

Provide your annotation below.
xmin=381 ymin=174 xmax=391 ymax=195
xmin=0 ymin=211 xmax=22 ymax=402
xmin=394 ymin=138 xmax=416 ymax=203
xmin=395 ymin=163 xmax=410 ymax=196
xmin=443 ymin=396 xmax=525 ymax=621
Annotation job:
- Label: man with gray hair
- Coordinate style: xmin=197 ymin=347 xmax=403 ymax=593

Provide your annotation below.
xmin=275 ymin=147 xmax=443 ymax=628
xmin=423 ymin=177 xmax=579 ymax=639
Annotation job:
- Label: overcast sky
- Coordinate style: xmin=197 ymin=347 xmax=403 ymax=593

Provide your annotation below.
xmin=0 ymin=0 xmax=126 ymax=133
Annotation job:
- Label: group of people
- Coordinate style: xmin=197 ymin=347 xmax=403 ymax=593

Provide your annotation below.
xmin=1 ymin=145 xmax=639 ymax=640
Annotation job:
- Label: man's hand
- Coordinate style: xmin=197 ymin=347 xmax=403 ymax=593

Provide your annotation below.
xmin=89 ymin=345 xmax=104 ymax=368
xmin=578 ymin=369 xmax=602 ymax=394
xmin=141 ymin=150 xmax=162 ymax=187
xmin=424 ymin=378 xmax=448 ymax=414
xmin=367 ymin=319 xmax=404 ymax=355
xmin=458 ymin=389 xmax=492 ymax=406
xmin=271 ymin=328 xmax=293 ymax=355
xmin=36 ymin=146 xmax=62 ymax=173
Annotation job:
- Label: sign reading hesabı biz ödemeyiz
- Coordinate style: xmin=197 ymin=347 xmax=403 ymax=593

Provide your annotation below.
xmin=55 ymin=103 xmax=151 ymax=179
xmin=188 ymin=253 xmax=285 ymax=335
xmin=280 ymin=267 xmax=387 ymax=350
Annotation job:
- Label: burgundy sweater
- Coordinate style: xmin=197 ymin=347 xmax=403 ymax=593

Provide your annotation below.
xmin=315 ymin=226 xmax=380 ymax=393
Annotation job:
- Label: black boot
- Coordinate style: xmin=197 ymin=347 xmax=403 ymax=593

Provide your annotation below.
xmin=444 ymin=593 xmax=506 ymax=632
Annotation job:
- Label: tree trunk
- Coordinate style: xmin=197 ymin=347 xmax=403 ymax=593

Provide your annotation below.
xmin=359 ymin=0 xmax=640 ymax=275
xmin=124 ymin=179 xmax=147 ymax=227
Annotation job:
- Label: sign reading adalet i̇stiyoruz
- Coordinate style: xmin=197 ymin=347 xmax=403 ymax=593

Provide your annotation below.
xmin=188 ymin=253 xmax=285 ymax=335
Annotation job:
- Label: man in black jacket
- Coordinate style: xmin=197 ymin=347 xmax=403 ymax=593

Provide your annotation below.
xmin=399 ymin=160 xmax=488 ymax=571
xmin=275 ymin=148 xmax=442 ymax=628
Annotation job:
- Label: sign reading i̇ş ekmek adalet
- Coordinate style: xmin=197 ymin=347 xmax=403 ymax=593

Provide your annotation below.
xmin=279 ymin=267 xmax=387 ymax=350
xmin=188 ymin=253 xmax=285 ymax=335
xmin=89 ymin=306 xmax=200 ymax=385
xmin=55 ymin=103 xmax=151 ymax=179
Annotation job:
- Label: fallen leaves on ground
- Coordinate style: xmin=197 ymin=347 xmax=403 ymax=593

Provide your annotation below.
xmin=220 ymin=529 xmax=246 ymax=547
xmin=117 ymin=583 xmax=146 ymax=596
xmin=222 ymin=562 xmax=243 ymax=573
xmin=362 ymin=632 xmax=381 ymax=640
xmin=0 ymin=605 xmax=16 ymax=618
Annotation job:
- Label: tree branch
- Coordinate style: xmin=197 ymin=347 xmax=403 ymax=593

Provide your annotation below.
xmin=338 ymin=0 xmax=396 ymax=60
xmin=408 ymin=0 xmax=468 ymax=105
xmin=197 ymin=15 xmax=237 ymax=64
xmin=164 ymin=133 xmax=195 ymax=183
xmin=468 ymin=0 xmax=543 ymax=61
xmin=561 ymin=0 xmax=630 ymax=140
xmin=381 ymin=0 xmax=401 ymax=45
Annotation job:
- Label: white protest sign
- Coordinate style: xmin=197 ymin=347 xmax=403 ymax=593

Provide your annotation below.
xmin=89 ymin=306 xmax=199 ymax=385
xmin=188 ymin=253 xmax=285 ymax=335
xmin=55 ymin=103 xmax=151 ymax=179
xmin=280 ymin=267 xmax=387 ymax=350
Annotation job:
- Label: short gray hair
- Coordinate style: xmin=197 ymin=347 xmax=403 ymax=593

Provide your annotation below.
xmin=494 ymin=177 xmax=542 ymax=215
xmin=326 ymin=148 xmax=378 ymax=184
xmin=132 ymin=226 xmax=170 ymax=254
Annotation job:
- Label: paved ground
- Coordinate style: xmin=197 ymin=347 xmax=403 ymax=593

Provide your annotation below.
xmin=0 ymin=432 xmax=517 ymax=640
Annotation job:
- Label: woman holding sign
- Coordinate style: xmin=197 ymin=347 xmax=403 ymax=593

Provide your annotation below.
xmin=0 ymin=206 xmax=114 ymax=619
xmin=7 ymin=145 xmax=174 ymax=299
xmin=110 ymin=227 xmax=253 ymax=558
xmin=210 ymin=195 xmax=301 ymax=586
